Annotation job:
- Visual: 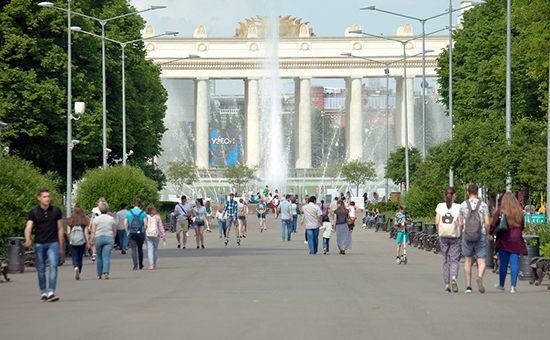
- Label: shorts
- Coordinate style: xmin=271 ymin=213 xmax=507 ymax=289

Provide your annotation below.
xmin=257 ymin=213 xmax=266 ymax=219
xmin=397 ymin=232 xmax=408 ymax=244
xmin=238 ymin=216 xmax=246 ymax=220
xmin=462 ymin=233 xmax=487 ymax=258
xmin=193 ymin=221 xmax=205 ymax=228
xmin=176 ymin=220 xmax=189 ymax=232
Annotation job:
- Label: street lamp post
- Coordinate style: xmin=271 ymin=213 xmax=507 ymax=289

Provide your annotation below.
xmin=505 ymin=0 xmax=512 ymax=192
xmin=0 ymin=121 xmax=8 ymax=158
xmin=71 ymin=27 xmax=178 ymax=166
xmin=349 ymin=28 xmax=444 ymax=190
xmin=360 ymin=2 xmax=486 ymax=158
xmin=39 ymin=2 xmax=166 ymax=168
xmin=341 ymin=50 xmax=432 ymax=198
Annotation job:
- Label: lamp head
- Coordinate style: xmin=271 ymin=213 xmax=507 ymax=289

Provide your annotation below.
xmin=360 ymin=6 xmax=375 ymax=10
xmin=150 ymin=5 xmax=167 ymax=9
xmin=72 ymin=140 xmax=80 ymax=145
xmin=165 ymin=31 xmax=179 ymax=36
xmin=70 ymin=26 xmax=82 ymax=32
xmin=424 ymin=49 xmax=434 ymax=53
xmin=340 ymin=52 xmax=352 ymax=57
xmin=188 ymin=54 xmax=200 ymax=59
xmin=105 ymin=148 xmax=112 ymax=153
xmin=127 ymin=150 xmax=134 ymax=156
xmin=74 ymin=102 xmax=85 ymax=115
xmin=472 ymin=1 xmax=487 ymax=5
xmin=38 ymin=2 xmax=54 ymax=8
xmin=349 ymin=29 xmax=363 ymax=34
xmin=0 ymin=121 xmax=8 ymax=129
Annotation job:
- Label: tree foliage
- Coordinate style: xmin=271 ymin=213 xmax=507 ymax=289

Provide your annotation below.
xmin=165 ymin=160 xmax=198 ymax=196
xmin=0 ymin=156 xmax=62 ymax=256
xmin=341 ymin=159 xmax=377 ymax=196
xmin=0 ymin=0 xmax=168 ymax=182
xmin=75 ymin=165 xmax=159 ymax=212
xmin=223 ymin=163 xmax=259 ymax=193
xmin=385 ymin=146 xmax=422 ymax=188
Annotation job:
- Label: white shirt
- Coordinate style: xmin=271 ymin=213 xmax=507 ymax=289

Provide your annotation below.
xmin=320 ymin=222 xmax=332 ymax=239
xmin=348 ymin=206 xmax=356 ymax=218
xmin=436 ymin=202 xmax=461 ymax=237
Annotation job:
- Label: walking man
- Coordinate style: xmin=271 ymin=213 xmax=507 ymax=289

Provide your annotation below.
xmin=124 ymin=199 xmax=148 ymax=270
xmin=222 ymin=193 xmax=240 ymax=246
xmin=25 ymin=189 xmax=63 ymax=302
xmin=280 ymin=194 xmax=293 ymax=241
xmin=174 ymin=195 xmax=191 ymax=249
xmin=115 ymin=203 xmax=128 ymax=254
xmin=301 ymin=196 xmax=323 ymax=254
xmin=459 ymin=183 xmax=490 ymax=293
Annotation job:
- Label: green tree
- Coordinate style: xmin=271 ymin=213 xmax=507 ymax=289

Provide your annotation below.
xmin=341 ymin=159 xmax=376 ymax=196
xmin=165 ymin=160 xmax=198 ymax=196
xmin=75 ymin=165 xmax=158 ymax=212
xmin=0 ymin=0 xmax=167 ymax=181
xmin=129 ymin=158 xmax=167 ymax=192
xmin=0 ymin=156 xmax=62 ymax=256
xmin=385 ymin=146 xmax=422 ymax=188
xmin=223 ymin=163 xmax=259 ymax=193
xmin=311 ymin=110 xmax=332 ymax=167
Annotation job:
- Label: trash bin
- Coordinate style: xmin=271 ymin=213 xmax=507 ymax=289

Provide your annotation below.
xmin=486 ymin=238 xmax=495 ymax=269
xmin=425 ymin=223 xmax=436 ymax=236
xmin=411 ymin=221 xmax=423 ymax=233
xmin=166 ymin=214 xmax=176 ymax=233
xmin=7 ymin=237 xmax=25 ymax=274
xmin=519 ymin=235 xmax=540 ymax=281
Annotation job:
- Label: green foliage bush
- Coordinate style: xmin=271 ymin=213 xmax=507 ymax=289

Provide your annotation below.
xmin=75 ymin=165 xmax=159 ymax=213
xmin=373 ymin=201 xmax=400 ymax=213
xmin=401 ymin=187 xmax=441 ymax=219
xmin=0 ymin=156 xmax=61 ymax=256
xmin=159 ymin=201 xmax=179 ymax=213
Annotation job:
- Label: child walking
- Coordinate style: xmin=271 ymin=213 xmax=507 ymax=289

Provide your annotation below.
xmin=320 ymin=214 xmax=333 ymax=255
xmin=395 ymin=204 xmax=412 ymax=264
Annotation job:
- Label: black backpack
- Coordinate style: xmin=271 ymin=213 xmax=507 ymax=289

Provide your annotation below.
xmin=464 ymin=200 xmax=482 ymax=243
xmin=129 ymin=210 xmax=145 ymax=236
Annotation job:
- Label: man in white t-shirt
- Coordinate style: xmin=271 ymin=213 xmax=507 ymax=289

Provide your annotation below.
xmin=174 ymin=195 xmax=191 ymax=249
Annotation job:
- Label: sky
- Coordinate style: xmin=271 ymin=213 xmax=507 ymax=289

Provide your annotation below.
xmin=131 ymin=0 xmax=466 ymax=38
xmin=130 ymin=0 xmax=467 ymax=93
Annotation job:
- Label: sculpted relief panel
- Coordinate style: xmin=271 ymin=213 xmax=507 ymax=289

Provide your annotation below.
xmin=234 ymin=15 xmax=315 ymax=37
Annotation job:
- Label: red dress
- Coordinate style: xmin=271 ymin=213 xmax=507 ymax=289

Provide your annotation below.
xmin=489 ymin=209 xmax=528 ymax=255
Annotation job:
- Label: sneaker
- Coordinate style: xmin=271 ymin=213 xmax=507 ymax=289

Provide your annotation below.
xmin=494 ymin=284 xmax=505 ymax=291
xmin=46 ymin=294 xmax=59 ymax=302
xmin=304 ymin=241 xmax=308 ymax=244
xmin=242 ymin=235 xmax=246 ymax=238
xmin=224 ymin=238 xmax=229 ymax=246
xmin=220 ymin=235 xmax=223 ymax=238
xmin=148 ymin=266 xmax=154 ymax=270
xmin=133 ymin=265 xmax=138 ymax=270
xmin=323 ymin=249 xmax=327 ymax=255
xmin=91 ymin=254 xmax=97 ymax=263
xmin=98 ymin=275 xmax=102 ymax=279
xmin=260 ymin=228 xmax=263 ymax=233
xmin=40 ymin=294 xmax=48 ymax=302
xmin=510 ymin=287 xmax=517 ymax=293
xmin=196 ymin=246 xmax=200 ymax=249
xmin=264 ymin=228 xmax=267 ymax=231
xmin=104 ymin=273 xmax=109 ymax=280
xmin=451 ymin=280 xmax=458 ymax=293
xmin=177 ymin=244 xmax=181 ymax=249
xmin=237 ymin=238 xmax=241 ymax=246
xmin=476 ymin=277 xmax=485 ymax=294
xmin=445 ymin=287 xmax=451 ymax=293
xmin=153 ymin=265 xmax=157 ymax=269
xmin=121 ymin=249 xmax=126 ymax=254
xmin=74 ymin=268 xmax=80 ymax=281
xmin=201 ymin=245 xmax=205 ymax=249
xmin=182 ymin=246 xmax=186 ymax=250
xmin=396 ymin=257 xmax=401 ymax=264
xmin=465 ymin=286 xmax=472 ymax=294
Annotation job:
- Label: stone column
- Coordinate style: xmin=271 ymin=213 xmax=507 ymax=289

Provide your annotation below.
xmin=294 ymin=77 xmax=311 ymax=168
xmin=406 ymin=76 xmax=415 ymax=147
xmin=394 ymin=76 xmax=404 ymax=147
xmin=195 ymin=78 xmax=209 ymax=168
xmin=345 ymin=77 xmax=363 ymax=161
xmin=244 ymin=78 xmax=260 ymax=166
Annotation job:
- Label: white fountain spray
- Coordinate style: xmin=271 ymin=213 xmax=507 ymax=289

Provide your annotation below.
xmin=259 ymin=16 xmax=288 ymax=192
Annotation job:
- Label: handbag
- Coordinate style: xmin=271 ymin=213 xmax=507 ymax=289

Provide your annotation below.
xmin=491 ymin=212 xmax=508 ymax=235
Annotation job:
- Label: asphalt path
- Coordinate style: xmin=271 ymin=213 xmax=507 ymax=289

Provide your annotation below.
xmin=1 ymin=213 xmax=547 ymax=340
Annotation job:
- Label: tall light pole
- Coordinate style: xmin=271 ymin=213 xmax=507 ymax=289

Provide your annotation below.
xmin=341 ymin=50 xmax=432 ymax=197
xmin=0 ymin=121 xmax=8 ymax=158
xmin=505 ymin=0 xmax=512 ymax=192
xmin=546 ymin=47 xmax=550 ymax=219
xmin=39 ymin=2 xmax=166 ymax=168
xmin=360 ymin=2 xmax=486 ymax=158
xmin=71 ymin=27 xmax=178 ymax=166
xmin=349 ymin=28 xmax=444 ymax=190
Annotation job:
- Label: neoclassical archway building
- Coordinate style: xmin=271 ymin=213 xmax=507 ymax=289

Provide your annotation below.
xmin=144 ymin=17 xmax=449 ymax=169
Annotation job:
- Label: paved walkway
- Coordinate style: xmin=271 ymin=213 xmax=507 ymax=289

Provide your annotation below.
xmin=1 ymin=214 xmax=547 ymax=339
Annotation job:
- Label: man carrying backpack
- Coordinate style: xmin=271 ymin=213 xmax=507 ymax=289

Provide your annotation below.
xmin=124 ymin=199 xmax=148 ymax=270
xmin=459 ymin=184 xmax=490 ymax=294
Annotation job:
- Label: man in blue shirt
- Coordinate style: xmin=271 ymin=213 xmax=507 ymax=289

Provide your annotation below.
xmin=124 ymin=199 xmax=147 ymax=270
xmin=222 ymin=193 xmax=239 ymax=246
xmin=280 ymin=195 xmax=293 ymax=241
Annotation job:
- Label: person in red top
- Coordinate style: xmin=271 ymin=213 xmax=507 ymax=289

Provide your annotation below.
xmin=490 ymin=192 xmax=528 ymax=293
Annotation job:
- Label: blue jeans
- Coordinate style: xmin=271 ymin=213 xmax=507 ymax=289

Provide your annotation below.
xmin=499 ymin=249 xmax=520 ymax=287
xmin=323 ymin=237 xmax=330 ymax=252
xmin=70 ymin=243 xmax=86 ymax=273
xmin=95 ymin=236 xmax=114 ymax=276
xmin=282 ymin=219 xmax=292 ymax=241
xmin=146 ymin=236 xmax=160 ymax=267
xmin=118 ymin=230 xmax=128 ymax=251
xmin=291 ymin=215 xmax=297 ymax=232
xmin=35 ymin=242 xmax=59 ymax=293
xmin=218 ymin=220 xmax=226 ymax=236
xmin=306 ymin=228 xmax=319 ymax=254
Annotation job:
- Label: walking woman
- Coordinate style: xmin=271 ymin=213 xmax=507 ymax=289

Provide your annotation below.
xmin=237 ymin=198 xmax=247 ymax=238
xmin=435 ymin=187 xmax=461 ymax=293
xmin=333 ymin=200 xmax=352 ymax=255
xmin=205 ymin=199 xmax=212 ymax=233
xmin=216 ymin=203 xmax=226 ymax=238
xmin=145 ymin=204 xmax=166 ymax=269
xmin=192 ymin=198 xmax=207 ymax=249
xmin=90 ymin=202 xmax=117 ymax=279
xmin=66 ymin=205 xmax=90 ymax=280
xmin=291 ymin=198 xmax=298 ymax=233
xmin=490 ymin=192 xmax=528 ymax=293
